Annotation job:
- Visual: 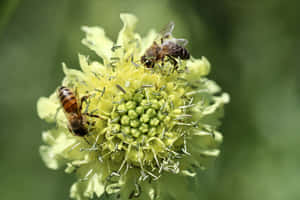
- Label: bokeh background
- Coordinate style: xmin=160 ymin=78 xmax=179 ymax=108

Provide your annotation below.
xmin=1 ymin=0 xmax=299 ymax=199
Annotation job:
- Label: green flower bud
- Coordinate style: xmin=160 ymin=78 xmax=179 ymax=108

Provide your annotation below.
xmin=150 ymin=99 xmax=160 ymax=110
xmin=118 ymin=104 xmax=127 ymax=113
xmin=150 ymin=117 xmax=160 ymax=126
xmin=111 ymin=124 xmax=120 ymax=133
xmin=140 ymin=99 xmax=150 ymax=109
xmin=134 ymin=93 xmax=144 ymax=102
xmin=140 ymin=114 xmax=150 ymax=123
xmin=136 ymin=106 xmax=144 ymax=115
xmin=157 ymin=111 xmax=166 ymax=120
xmin=128 ymin=109 xmax=138 ymax=119
xmin=131 ymin=128 xmax=141 ymax=138
xmin=146 ymin=108 xmax=156 ymax=118
xmin=121 ymin=126 xmax=131 ymax=135
xmin=148 ymin=127 xmax=157 ymax=137
xmin=139 ymin=123 xmax=149 ymax=133
xmin=126 ymin=101 xmax=136 ymax=110
xmin=111 ymin=112 xmax=120 ymax=119
xmin=121 ymin=115 xmax=130 ymax=125
xmin=130 ymin=119 xmax=140 ymax=128
xmin=164 ymin=115 xmax=171 ymax=124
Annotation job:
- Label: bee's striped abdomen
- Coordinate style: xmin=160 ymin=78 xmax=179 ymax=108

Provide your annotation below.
xmin=58 ymin=86 xmax=78 ymax=113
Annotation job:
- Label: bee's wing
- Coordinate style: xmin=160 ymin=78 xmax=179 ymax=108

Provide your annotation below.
xmin=175 ymin=38 xmax=188 ymax=46
xmin=73 ymin=87 xmax=82 ymax=114
xmin=159 ymin=21 xmax=175 ymax=39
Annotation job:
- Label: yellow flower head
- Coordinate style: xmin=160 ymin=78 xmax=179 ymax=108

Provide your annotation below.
xmin=37 ymin=13 xmax=229 ymax=200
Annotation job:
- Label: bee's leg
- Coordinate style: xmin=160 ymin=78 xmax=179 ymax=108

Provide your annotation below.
xmin=85 ymin=112 xmax=106 ymax=120
xmin=86 ymin=121 xmax=96 ymax=129
xmin=86 ymin=120 xmax=97 ymax=138
xmin=79 ymin=95 xmax=89 ymax=112
xmin=76 ymin=87 xmax=90 ymax=113
xmin=151 ymin=61 xmax=155 ymax=68
xmin=85 ymin=113 xmax=100 ymax=118
xmin=167 ymin=55 xmax=178 ymax=71
xmin=86 ymin=121 xmax=96 ymax=126
xmin=160 ymin=55 xmax=165 ymax=68
xmin=161 ymin=38 xmax=164 ymax=44
xmin=75 ymin=87 xmax=87 ymax=114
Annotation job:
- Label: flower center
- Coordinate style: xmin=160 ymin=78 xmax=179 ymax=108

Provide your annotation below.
xmin=96 ymin=83 xmax=191 ymax=169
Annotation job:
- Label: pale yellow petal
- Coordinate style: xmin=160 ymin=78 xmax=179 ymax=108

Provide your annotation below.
xmin=62 ymin=63 xmax=86 ymax=87
xmin=40 ymin=129 xmax=80 ymax=170
xmin=78 ymin=54 xmax=104 ymax=73
xmin=186 ymin=56 xmax=211 ymax=80
xmin=117 ymin=13 xmax=138 ymax=47
xmin=37 ymin=92 xmax=59 ymax=122
xmin=81 ymin=26 xmax=113 ymax=65
xmin=139 ymin=29 xmax=157 ymax=57
xmin=202 ymin=93 xmax=230 ymax=115
xmin=70 ymin=173 xmax=105 ymax=200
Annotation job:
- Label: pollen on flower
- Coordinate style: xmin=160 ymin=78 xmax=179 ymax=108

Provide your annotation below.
xmin=37 ymin=13 xmax=229 ymax=200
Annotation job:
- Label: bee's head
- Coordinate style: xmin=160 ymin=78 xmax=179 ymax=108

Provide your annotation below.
xmin=141 ymin=55 xmax=153 ymax=68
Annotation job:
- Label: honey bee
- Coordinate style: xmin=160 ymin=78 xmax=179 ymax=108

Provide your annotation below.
xmin=58 ymin=86 xmax=99 ymax=137
xmin=141 ymin=21 xmax=190 ymax=68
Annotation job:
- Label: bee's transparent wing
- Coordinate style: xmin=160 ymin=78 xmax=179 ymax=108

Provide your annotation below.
xmin=159 ymin=21 xmax=175 ymax=38
xmin=175 ymin=38 xmax=188 ymax=46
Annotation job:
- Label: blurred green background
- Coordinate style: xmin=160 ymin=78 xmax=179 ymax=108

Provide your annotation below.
xmin=0 ymin=0 xmax=299 ymax=199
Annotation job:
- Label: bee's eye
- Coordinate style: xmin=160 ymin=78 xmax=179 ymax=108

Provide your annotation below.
xmin=141 ymin=55 xmax=153 ymax=67
xmin=145 ymin=60 xmax=153 ymax=67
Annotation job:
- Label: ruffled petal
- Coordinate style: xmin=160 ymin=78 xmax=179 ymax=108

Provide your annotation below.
xmin=205 ymin=79 xmax=222 ymax=94
xmin=202 ymin=93 xmax=230 ymax=116
xmin=70 ymin=171 xmax=105 ymax=200
xmin=40 ymin=129 xmax=82 ymax=170
xmin=70 ymin=182 xmax=86 ymax=200
xmin=159 ymin=173 xmax=198 ymax=200
xmin=62 ymin=63 xmax=86 ymax=87
xmin=78 ymin=54 xmax=104 ymax=73
xmin=139 ymin=29 xmax=157 ymax=57
xmin=117 ymin=13 xmax=138 ymax=47
xmin=81 ymin=26 xmax=113 ymax=65
xmin=37 ymin=92 xmax=60 ymax=123
xmin=186 ymin=56 xmax=211 ymax=80
xmin=192 ymin=91 xmax=229 ymax=127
